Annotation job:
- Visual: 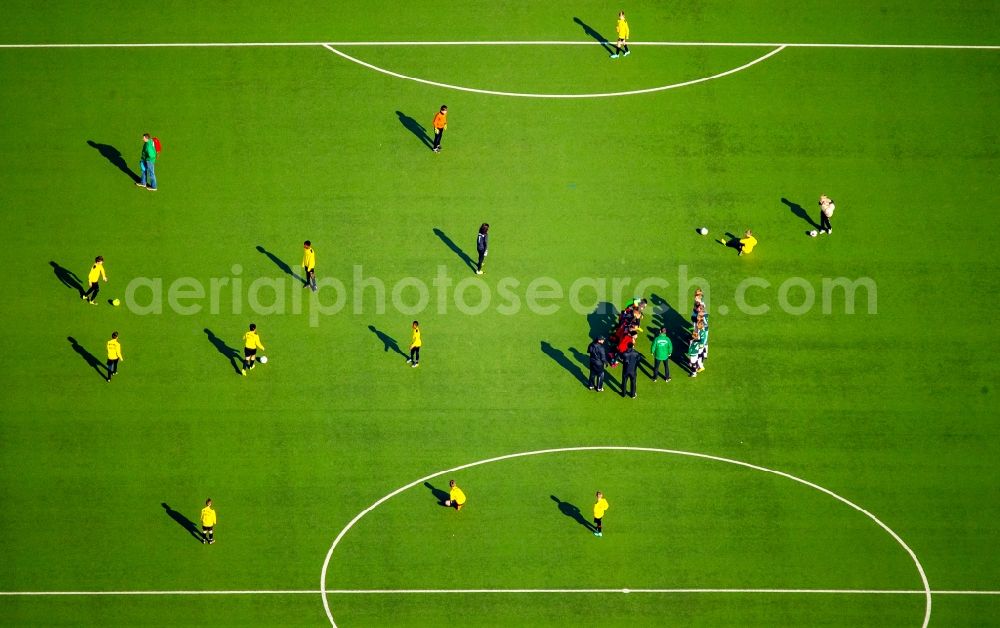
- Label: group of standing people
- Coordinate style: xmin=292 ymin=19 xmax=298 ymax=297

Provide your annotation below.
xmin=586 ymin=296 xmax=690 ymax=398
xmin=686 ymin=289 xmax=709 ymax=377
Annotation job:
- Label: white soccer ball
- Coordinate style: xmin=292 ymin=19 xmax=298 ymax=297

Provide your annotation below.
xmin=809 ymin=230 xmax=818 ymax=237
xmin=698 ymin=227 xmax=708 ymax=235
xmin=258 ymin=356 xmax=268 ymax=364
xmin=444 ymin=499 xmax=452 ymax=507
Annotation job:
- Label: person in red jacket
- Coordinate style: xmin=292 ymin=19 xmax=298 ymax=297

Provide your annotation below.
xmin=431 ymin=105 xmax=448 ymax=153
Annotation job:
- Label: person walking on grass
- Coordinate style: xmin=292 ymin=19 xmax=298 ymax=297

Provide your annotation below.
xmin=137 ymin=133 xmax=157 ymax=191
xmin=610 ymin=11 xmax=630 ymax=58
xmin=241 ymin=323 xmax=265 ymax=376
xmin=444 ymin=479 xmax=466 ymax=511
xmin=105 ymin=331 xmax=124 ymax=383
xmin=587 ymin=336 xmax=608 ymax=392
xmin=650 ymin=327 xmax=672 ymax=382
xmin=476 ymin=223 xmax=489 ymax=275
xmin=302 ymin=240 xmax=317 ymax=292
xmin=82 ymin=256 xmax=107 ymax=304
xmin=620 ymin=341 xmax=640 ymax=398
xmin=593 ymin=491 xmax=609 ymax=537
xmin=819 ymin=194 xmax=836 ymax=234
xmin=200 ymin=498 xmax=217 ymax=544
xmin=407 ymin=320 xmax=421 ymax=367
xmin=431 ymin=105 xmax=448 ymax=153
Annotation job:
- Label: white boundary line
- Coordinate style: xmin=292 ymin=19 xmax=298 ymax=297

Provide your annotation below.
xmin=0 ymin=40 xmax=998 ymax=49
xmin=319 ymin=446 xmax=933 ymax=628
xmin=0 ymin=589 xmax=1000 ymax=597
xmin=2 ymin=588 xmax=998 ymax=596
xmin=323 ymin=44 xmax=786 ymax=98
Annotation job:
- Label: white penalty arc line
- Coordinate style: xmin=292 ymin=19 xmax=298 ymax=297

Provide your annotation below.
xmin=320 ymin=446 xmax=933 ymax=628
xmin=322 ymin=44 xmax=786 ymax=98
xmin=0 ymin=40 xmax=998 ymax=49
xmin=2 ymin=588 xmax=998 ymax=597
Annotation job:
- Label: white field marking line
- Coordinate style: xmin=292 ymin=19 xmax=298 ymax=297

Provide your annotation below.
xmin=322 ymin=44 xmax=786 ymax=98
xmin=2 ymin=588 xmax=998 ymax=596
xmin=0 ymin=41 xmax=999 ymax=49
xmin=320 ymin=447 xmax=932 ymax=628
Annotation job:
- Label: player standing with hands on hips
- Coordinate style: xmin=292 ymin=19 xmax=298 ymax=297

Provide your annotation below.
xmin=476 ymin=223 xmax=489 ymax=275
xmin=610 ymin=11 xmax=630 ymax=58
xmin=200 ymin=499 xmax=216 ymax=544
xmin=432 ymin=105 xmax=448 ymax=153
xmin=593 ymin=491 xmax=609 ymax=537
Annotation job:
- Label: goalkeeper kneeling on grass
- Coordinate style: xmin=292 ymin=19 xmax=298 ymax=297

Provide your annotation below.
xmin=445 ymin=479 xmax=466 ymax=511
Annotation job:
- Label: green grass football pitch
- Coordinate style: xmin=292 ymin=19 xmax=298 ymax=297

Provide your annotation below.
xmin=1 ymin=1 xmax=999 ymax=626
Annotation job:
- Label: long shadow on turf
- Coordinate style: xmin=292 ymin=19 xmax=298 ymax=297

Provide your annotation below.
xmin=256 ymin=245 xmax=302 ymax=283
xmin=67 ymin=336 xmax=109 ymax=381
xmin=573 ymin=17 xmax=615 ymax=55
xmin=649 ymin=294 xmax=694 ymax=375
xmin=396 ymin=111 xmax=433 ymax=149
xmin=432 ymin=228 xmax=476 ymax=273
xmin=587 ymin=302 xmax=618 ymax=339
xmin=781 ymin=197 xmax=821 ymax=230
xmin=161 ymin=503 xmax=204 ymax=542
xmin=204 ymin=328 xmax=243 ymax=375
xmin=368 ymin=325 xmax=407 ymax=359
xmin=87 ymin=140 xmax=140 ymax=183
xmin=551 ymin=495 xmax=595 ymax=532
xmin=50 ymin=261 xmax=83 ymax=297
xmin=424 ymin=482 xmax=451 ymax=507
xmin=541 ymin=341 xmax=589 ymax=387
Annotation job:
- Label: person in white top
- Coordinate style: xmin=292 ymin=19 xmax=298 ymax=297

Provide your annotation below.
xmin=819 ymin=194 xmax=836 ymax=234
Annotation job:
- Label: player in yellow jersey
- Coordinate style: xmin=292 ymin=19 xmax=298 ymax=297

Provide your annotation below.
xmin=406 ymin=320 xmax=421 ymax=368
xmin=302 ymin=240 xmax=317 ymax=292
xmin=82 ymin=255 xmax=107 ymax=304
xmin=444 ymin=479 xmax=466 ymax=511
xmin=105 ymin=331 xmax=124 ymax=383
xmin=610 ymin=11 xmax=630 ymax=59
xmin=200 ymin=498 xmax=217 ymax=544
xmin=241 ymin=323 xmax=265 ymax=376
xmin=593 ymin=491 xmax=609 ymax=537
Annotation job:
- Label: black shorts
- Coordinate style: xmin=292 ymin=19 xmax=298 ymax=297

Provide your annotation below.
xmin=202 ymin=526 xmax=214 ymax=533
xmin=594 ymin=517 xmax=602 ymax=526
xmin=244 ymin=348 xmax=256 ymax=358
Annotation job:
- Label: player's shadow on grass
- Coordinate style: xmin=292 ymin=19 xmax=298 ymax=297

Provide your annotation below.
xmin=256 ymin=245 xmax=302 ymax=283
xmin=587 ymin=302 xmax=618 ymax=339
xmin=551 ymin=495 xmax=595 ymax=532
xmin=649 ymin=294 xmax=694 ymax=375
xmin=369 ymin=325 xmax=407 ymax=358
xmin=161 ymin=503 xmax=204 ymax=542
xmin=781 ymin=197 xmax=820 ymax=231
xmin=432 ymin=228 xmax=476 ymax=273
xmin=67 ymin=336 xmax=108 ymax=381
xmin=573 ymin=17 xmax=615 ymax=55
xmin=204 ymin=328 xmax=243 ymax=375
xmin=541 ymin=341 xmax=588 ymax=387
xmin=424 ymin=482 xmax=451 ymax=507
xmin=87 ymin=140 xmax=140 ymax=183
xmin=50 ymin=261 xmax=83 ymax=296
xmin=396 ymin=111 xmax=433 ymax=149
